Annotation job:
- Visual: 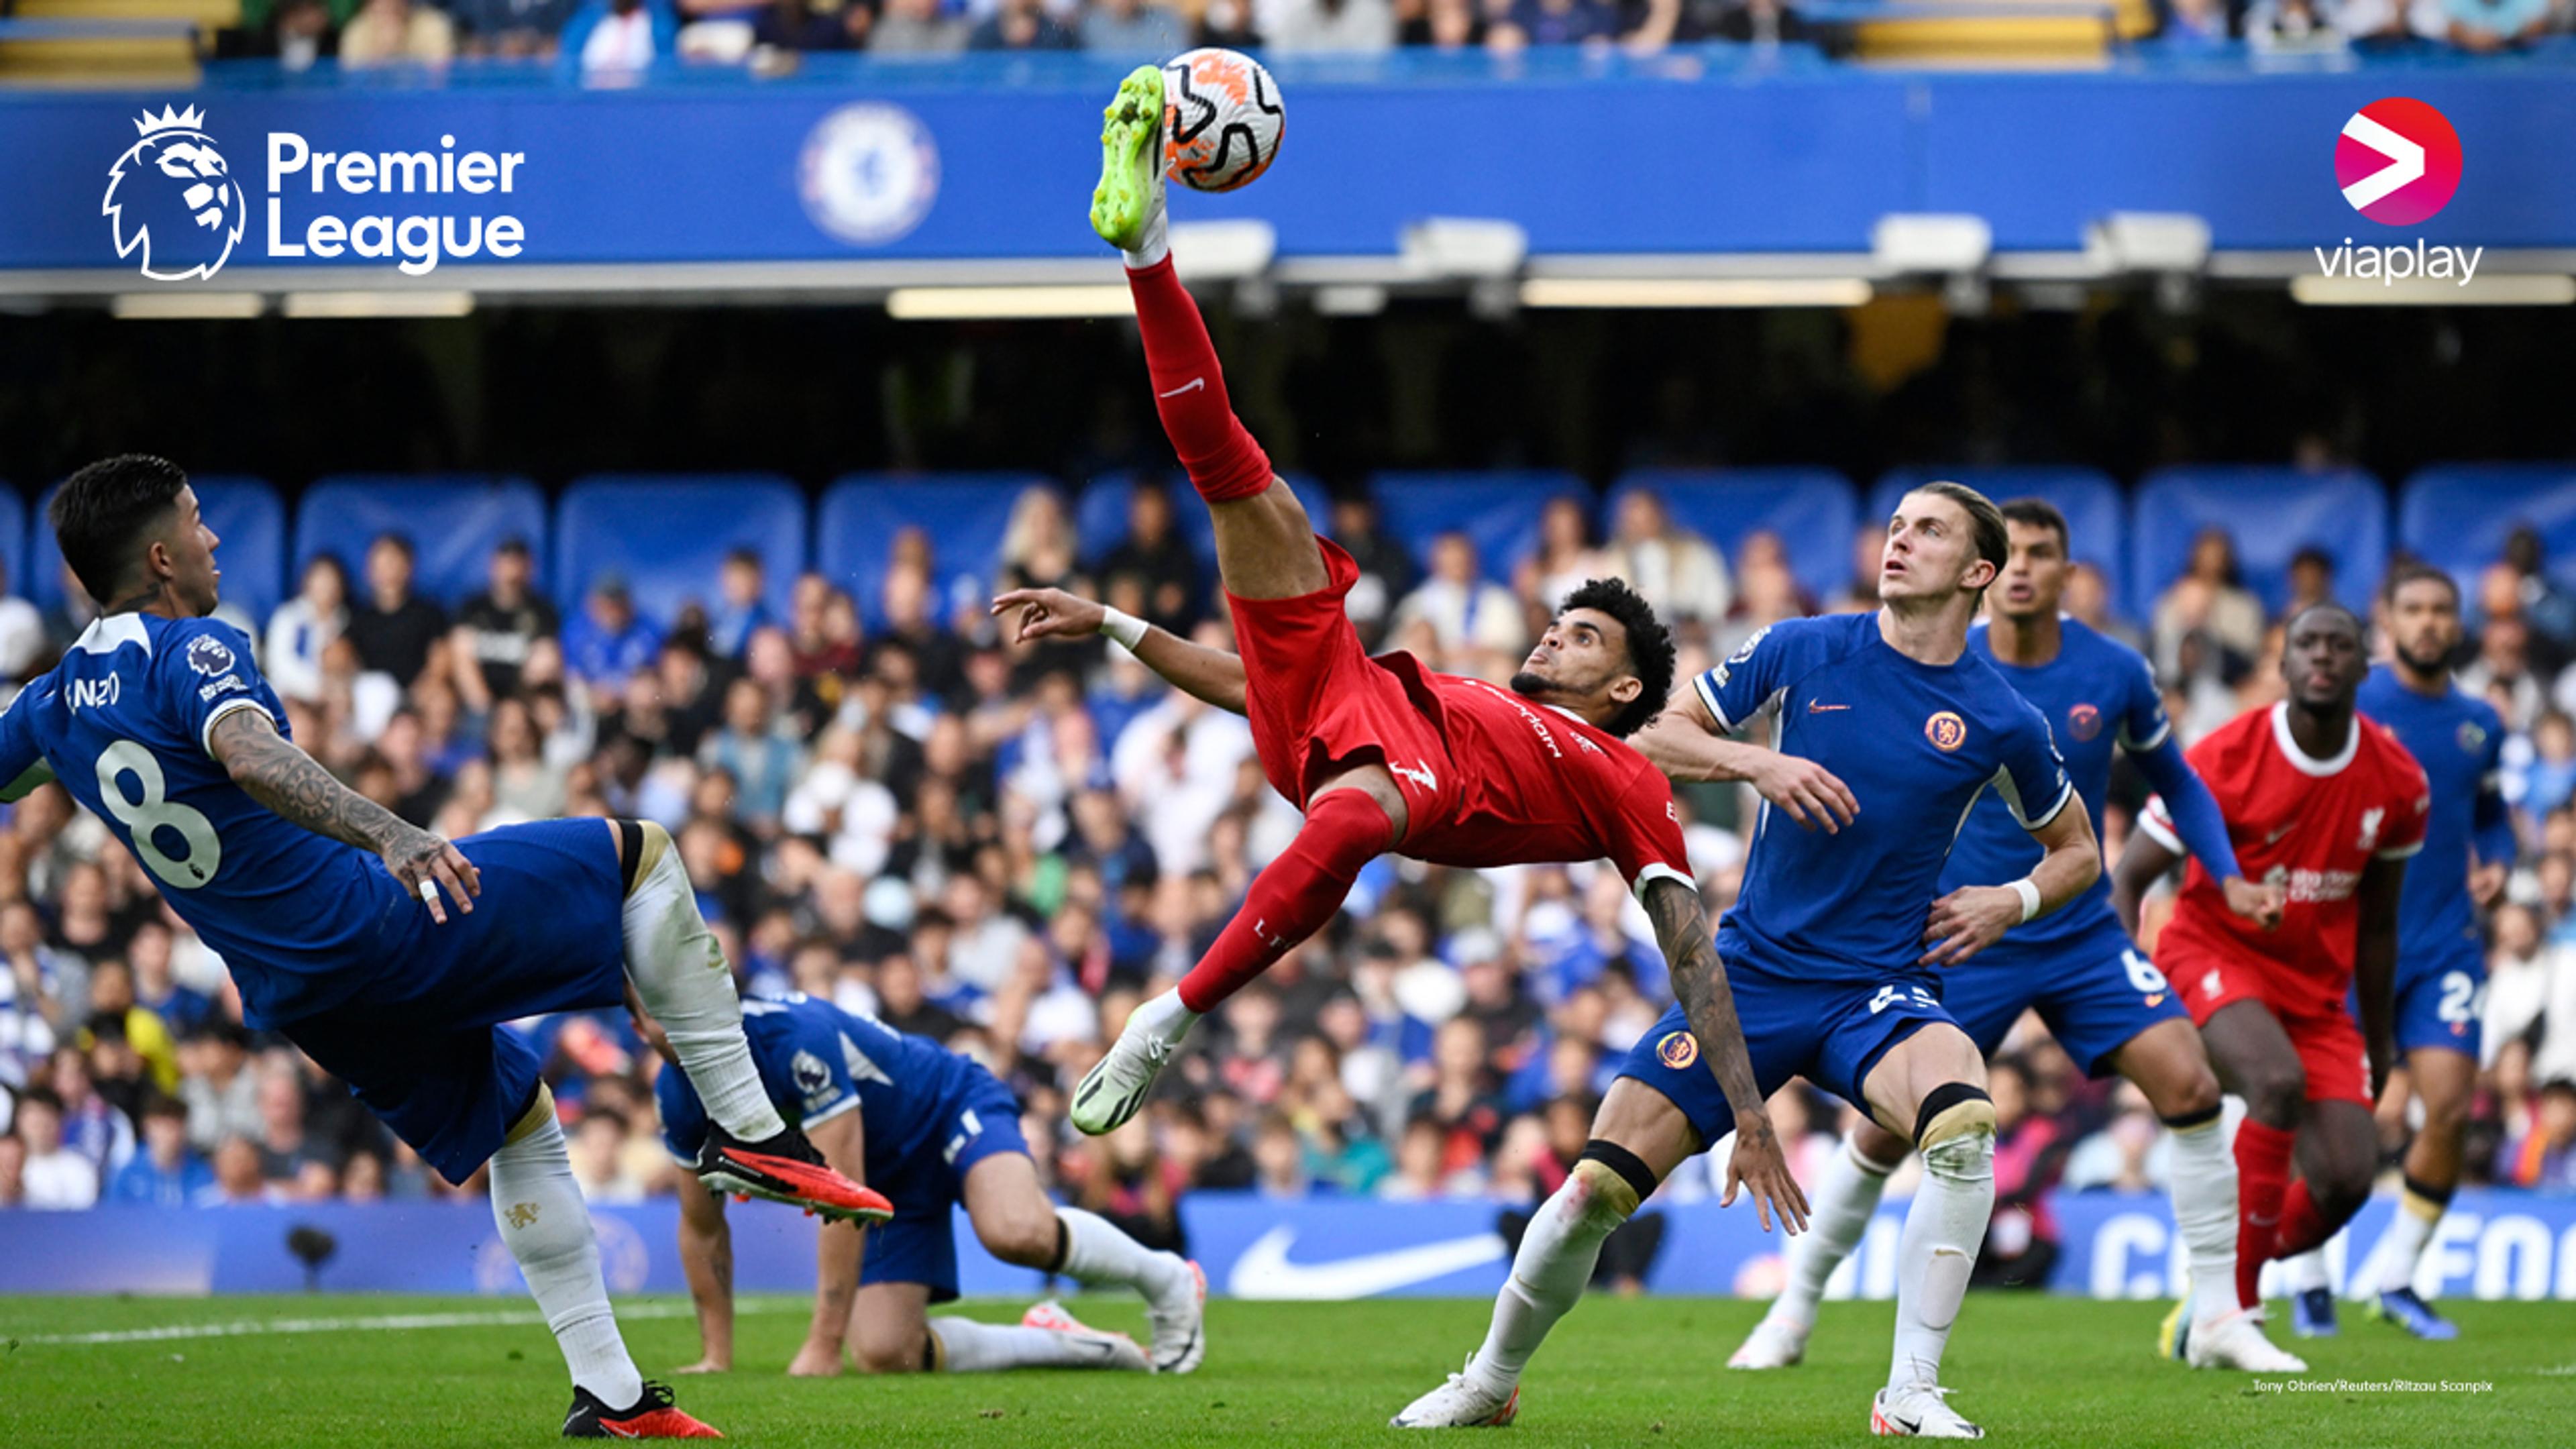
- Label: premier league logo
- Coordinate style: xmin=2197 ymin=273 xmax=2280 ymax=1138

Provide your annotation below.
xmin=185 ymin=634 xmax=237 ymax=677
xmin=105 ymin=105 xmax=248 ymax=282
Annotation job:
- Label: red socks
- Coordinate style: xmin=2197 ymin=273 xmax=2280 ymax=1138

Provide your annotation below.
xmin=1126 ymin=256 xmax=1273 ymax=504
xmin=2233 ymin=1118 xmax=2294 ymax=1311
xmin=2272 ymin=1180 xmax=2335 ymax=1261
xmin=1177 ymin=790 xmax=1391 ymax=1014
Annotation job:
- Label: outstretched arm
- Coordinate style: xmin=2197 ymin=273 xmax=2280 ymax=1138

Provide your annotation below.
xmin=1629 ymin=690 xmax=1858 ymax=833
xmin=2130 ymin=742 xmax=2282 ymax=928
xmin=789 ymin=1110 xmax=869 ymax=1377
xmin=207 ymin=708 xmax=480 ymax=921
xmin=1639 ymin=877 xmax=1809 ymax=1234
xmin=994 ymin=586 xmax=1248 ymax=715
xmin=1921 ymin=796 xmax=2100 ymax=967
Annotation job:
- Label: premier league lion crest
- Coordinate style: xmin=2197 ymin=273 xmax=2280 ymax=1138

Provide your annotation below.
xmin=105 ymin=105 xmax=248 ymax=282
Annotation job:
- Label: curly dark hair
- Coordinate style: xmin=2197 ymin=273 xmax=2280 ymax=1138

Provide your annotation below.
xmin=50 ymin=453 xmax=189 ymax=605
xmin=1558 ymin=576 xmax=1676 ymax=739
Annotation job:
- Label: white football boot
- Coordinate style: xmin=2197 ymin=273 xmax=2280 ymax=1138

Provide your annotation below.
xmin=1871 ymin=1384 xmax=1984 ymax=1439
xmin=1020 ymin=1301 xmax=1151 ymax=1372
xmin=1146 ymin=1258 xmax=1208 ymax=1374
xmin=2187 ymin=1307 xmax=2308 ymax=1373
xmin=1390 ymin=1356 xmax=1520 ymax=1429
xmin=1728 ymin=1312 xmax=1810 ymax=1369
xmin=1071 ymin=996 xmax=1191 ymax=1135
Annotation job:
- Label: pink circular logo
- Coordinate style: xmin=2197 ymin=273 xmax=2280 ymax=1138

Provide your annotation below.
xmin=2336 ymin=98 xmax=2462 ymax=227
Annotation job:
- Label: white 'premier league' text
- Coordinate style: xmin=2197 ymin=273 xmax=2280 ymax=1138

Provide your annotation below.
xmin=264 ymin=132 xmax=527 ymax=276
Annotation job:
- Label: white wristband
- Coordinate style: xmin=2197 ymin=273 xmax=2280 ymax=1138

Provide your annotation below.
xmin=1099 ymin=606 xmax=1148 ymax=652
xmin=2008 ymin=877 xmax=2042 ymax=924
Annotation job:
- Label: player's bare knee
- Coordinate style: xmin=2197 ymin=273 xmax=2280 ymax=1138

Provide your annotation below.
xmin=2149 ymin=1061 xmax=2223 ymax=1122
xmin=856 ymin=1328 xmax=928 ymax=1375
xmin=1850 ymin=1118 xmax=1911 ymax=1172
xmin=2417 ymin=1083 xmax=2471 ymax=1134
xmin=2243 ymin=1071 xmax=2305 ymax=1128
xmin=1914 ymin=1083 xmax=1997 ymax=1179
xmin=975 ymin=1202 xmax=1061 ymax=1269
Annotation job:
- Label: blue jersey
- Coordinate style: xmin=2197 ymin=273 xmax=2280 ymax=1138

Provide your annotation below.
xmin=2357 ymin=665 xmax=2508 ymax=977
xmin=0 ymin=614 xmax=407 ymax=1027
xmin=1939 ymin=618 xmax=2167 ymax=962
xmin=1693 ymin=612 xmax=2073 ymax=984
xmin=655 ymin=993 xmax=979 ymax=1181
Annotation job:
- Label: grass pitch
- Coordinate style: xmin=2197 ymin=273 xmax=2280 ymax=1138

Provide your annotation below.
xmin=2 ymin=1292 xmax=2567 ymax=1446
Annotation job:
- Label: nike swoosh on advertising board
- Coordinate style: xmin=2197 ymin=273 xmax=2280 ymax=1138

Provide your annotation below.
xmin=1225 ymin=1226 xmax=1506 ymax=1301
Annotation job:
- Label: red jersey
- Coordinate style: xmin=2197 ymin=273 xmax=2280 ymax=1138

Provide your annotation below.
xmin=2143 ymin=701 xmax=2429 ymax=1014
xmin=1391 ymin=665 xmax=1696 ymax=898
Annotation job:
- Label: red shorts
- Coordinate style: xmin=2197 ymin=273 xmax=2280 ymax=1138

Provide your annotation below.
xmin=1226 ymin=537 xmax=1460 ymax=837
xmin=2171 ymin=948 xmax=2370 ymax=1107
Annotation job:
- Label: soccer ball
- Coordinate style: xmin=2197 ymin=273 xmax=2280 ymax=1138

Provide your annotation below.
xmin=1161 ymin=48 xmax=1284 ymax=194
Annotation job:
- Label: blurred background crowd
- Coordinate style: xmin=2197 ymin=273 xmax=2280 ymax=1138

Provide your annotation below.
xmin=209 ymin=0 xmax=2576 ymax=73
xmin=2 ymin=480 xmax=2573 ymax=1291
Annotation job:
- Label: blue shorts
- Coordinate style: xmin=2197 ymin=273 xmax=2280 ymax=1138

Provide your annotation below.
xmin=280 ymin=820 xmax=629 ymax=1183
xmin=1616 ymin=953 xmax=1956 ymax=1144
xmin=2387 ymin=944 xmax=2487 ymax=1060
xmin=857 ymin=1072 xmax=1029 ymax=1303
xmin=1943 ymin=928 xmax=2190 ymax=1079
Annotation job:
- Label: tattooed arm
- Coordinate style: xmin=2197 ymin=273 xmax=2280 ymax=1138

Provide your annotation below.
xmin=207 ymin=708 xmax=482 ymax=922
xmin=1640 ymin=877 xmax=1810 ymax=1234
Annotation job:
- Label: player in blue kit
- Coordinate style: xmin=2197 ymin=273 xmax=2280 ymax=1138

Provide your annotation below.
xmin=0 ymin=457 xmax=890 ymax=1440
xmin=641 ymin=992 xmax=1207 ymax=1378
xmin=2320 ymin=562 xmax=2510 ymax=1339
xmin=1729 ymin=498 xmax=2304 ymax=1376
xmin=1397 ymin=483 xmax=2100 ymax=1440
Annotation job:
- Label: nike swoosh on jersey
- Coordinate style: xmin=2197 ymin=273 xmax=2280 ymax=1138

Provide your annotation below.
xmin=1807 ymin=702 xmax=1851 ymax=714
xmin=1224 ymin=1226 xmax=1505 ymax=1300
xmin=1157 ymin=377 xmax=1207 ymax=398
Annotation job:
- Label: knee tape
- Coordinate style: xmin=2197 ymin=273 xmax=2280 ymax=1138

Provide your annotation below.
xmin=621 ymin=818 xmax=670 ymax=894
xmin=1913 ymin=1083 xmax=1996 ymax=1155
xmin=504 ymin=1083 xmax=557 ymax=1146
xmin=1572 ymin=1139 xmax=1657 ymax=1224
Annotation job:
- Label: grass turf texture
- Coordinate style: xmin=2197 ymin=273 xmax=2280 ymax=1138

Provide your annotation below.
xmin=2 ymin=1293 xmax=2568 ymax=1446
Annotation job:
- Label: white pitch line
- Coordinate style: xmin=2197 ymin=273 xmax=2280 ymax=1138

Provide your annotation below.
xmin=14 ymin=1299 xmax=789 ymax=1347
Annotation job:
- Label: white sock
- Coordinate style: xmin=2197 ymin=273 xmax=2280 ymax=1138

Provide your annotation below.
xmin=1056 ymin=1206 xmax=1188 ymax=1301
xmin=1122 ymin=204 xmax=1169 ymax=272
xmin=2279 ymin=1247 xmax=2330 ymax=1295
xmin=1888 ymin=1128 xmax=1993 ymax=1395
xmin=1770 ymin=1132 xmax=1899 ymax=1328
xmin=623 ymin=841 xmax=786 ymax=1142
xmin=1130 ymin=988 xmax=1199 ymax=1049
xmin=2165 ymin=1115 xmax=2239 ymax=1327
xmin=931 ymin=1318 xmax=1134 ymax=1372
xmin=1469 ymin=1167 xmax=1632 ymax=1394
xmin=490 ymin=1114 xmax=644 ymax=1409
xmin=2372 ymin=1185 xmax=2446 ymax=1295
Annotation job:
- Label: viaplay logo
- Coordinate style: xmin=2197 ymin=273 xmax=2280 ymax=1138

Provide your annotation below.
xmin=2336 ymin=98 xmax=2463 ymax=227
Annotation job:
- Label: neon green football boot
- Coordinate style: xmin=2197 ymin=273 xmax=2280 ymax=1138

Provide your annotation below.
xmin=1090 ymin=64 xmax=1167 ymax=255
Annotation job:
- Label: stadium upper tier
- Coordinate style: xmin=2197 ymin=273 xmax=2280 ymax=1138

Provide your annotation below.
xmin=1 ymin=465 xmax=2570 ymax=628
xmin=0 ymin=42 xmax=2571 ymax=295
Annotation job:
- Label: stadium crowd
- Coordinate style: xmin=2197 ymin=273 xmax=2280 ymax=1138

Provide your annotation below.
xmin=2 ymin=480 xmax=2573 ymax=1271
xmin=215 ymin=0 xmax=2576 ymax=70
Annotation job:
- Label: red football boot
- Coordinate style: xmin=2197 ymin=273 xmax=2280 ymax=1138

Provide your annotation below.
xmin=694 ymin=1124 xmax=893 ymax=1225
xmin=563 ymin=1381 xmax=722 ymax=1438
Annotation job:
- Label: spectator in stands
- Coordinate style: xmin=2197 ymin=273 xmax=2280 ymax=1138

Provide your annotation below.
xmin=2442 ymin=0 xmax=2557 ymax=48
xmin=0 ymin=557 xmax=44 ymax=684
xmin=563 ymin=0 xmax=680 ymax=71
xmin=1607 ymin=488 xmax=1731 ymax=630
xmin=1096 ymin=480 xmax=1203 ymax=638
xmin=2463 ymin=612 xmax=2545 ymax=733
xmin=1487 ymin=0 xmax=1622 ymax=48
xmin=563 ymin=576 xmax=661 ymax=695
xmin=1083 ymin=0 xmax=1191 ymax=50
xmin=1330 ymin=495 xmax=1418 ymax=650
xmin=568 ymin=1106 xmax=649 ymax=1202
xmin=178 ymin=1023 xmax=263 ymax=1155
xmin=13 ymin=1089 xmax=98 ymax=1209
xmin=254 ymin=1065 xmax=338 ymax=1199
xmin=264 ymin=554 xmax=347 ymax=706
xmin=2499 ymin=527 xmax=2576 ymax=672
xmin=1399 ymin=0 xmax=1489 ymax=44
xmin=230 ymin=0 xmax=339 ymax=70
xmin=451 ymin=539 xmax=559 ymax=712
xmin=2330 ymin=0 xmax=2437 ymax=43
xmin=1392 ymin=533 xmax=1525 ymax=665
xmin=2152 ymin=527 xmax=2265 ymax=687
xmin=1197 ymin=0 xmax=1265 ymax=44
xmin=1704 ymin=0 xmax=1813 ymax=42
xmin=2285 ymin=545 xmax=2337 ymax=618
xmin=1 ymin=922 xmax=62 ymax=1095
xmin=699 ymin=678 xmax=803 ymax=830
xmin=2156 ymin=0 xmax=2233 ymax=42
xmin=454 ymin=0 xmax=582 ymax=56
xmin=1712 ymin=531 xmax=1814 ymax=663
xmin=345 ymin=534 xmax=449 ymax=691
xmin=111 ymin=1094 xmax=216 ymax=1205
xmin=750 ymin=0 xmax=870 ymax=47
xmin=1516 ymin=496 xmax=1610 ymax=615
xmin=2499 ymin=1079 xmax=2576 ymax=1189
xmin=970 ymin=0 xmax=1081 ymax=48
xmin=871 ymin=0 xmax=972 ymax=50
xmin=704 ymin=548 xmax=773 ymax=661
xmin=1000 ymin=488 xmax=1085 ymax=598
xmin=1263 ymin=0 xmax=1399 ymax=51
xmin=339 ymin=0 xmax=459 ymax=65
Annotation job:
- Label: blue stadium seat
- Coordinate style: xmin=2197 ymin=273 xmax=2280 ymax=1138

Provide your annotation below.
xmin=817 ymin=474 xmax=1049 ymax=627
xmin=555 ymin=475 xmax=804 ymax=631
xmin=1371 ymin=472 xmax=1585 ymax=580
xmin=1076 ymin=472 xmax=1333 ymax=570
xmin=2398 ymin=464 xmax=2576 ymax=595
xmin=2130 ymin=468 xmax=2388 ymax=621
xmin=0 ymin=485 xmax=23 ymax=602
xmin=1873 ymin=468 xmax=2126 ymax=606
xmin=30 ymin=476 xmax=286 ymax=621
xmin=294 ymin=476 xmax=547 ymax=610
xmin=1614 ymin=468 xmax=1858 ymax=601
